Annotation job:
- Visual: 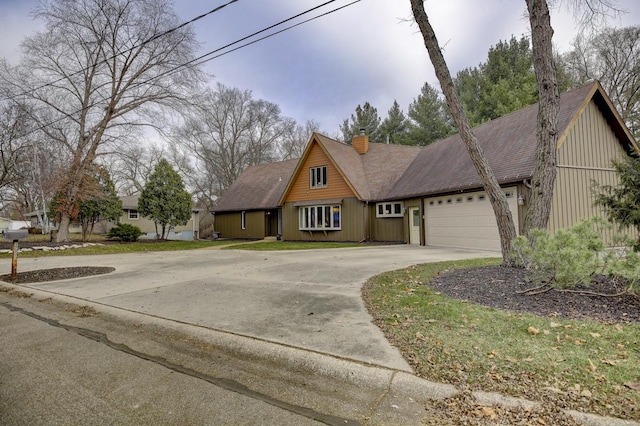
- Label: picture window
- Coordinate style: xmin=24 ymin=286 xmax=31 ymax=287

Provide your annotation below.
xmin=299 ymin=205 xmax=341 ymax=230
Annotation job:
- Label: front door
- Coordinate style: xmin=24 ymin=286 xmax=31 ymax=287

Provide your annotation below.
xmin=409 ymin=207 xmax=420 ymax=245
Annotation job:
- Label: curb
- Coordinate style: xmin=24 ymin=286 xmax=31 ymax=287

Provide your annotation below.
xmin=1 ymin=282 xmax=637 ymax=426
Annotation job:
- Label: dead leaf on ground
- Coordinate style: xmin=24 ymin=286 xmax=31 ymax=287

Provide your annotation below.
xmin=528 ymin=326 xmax=540 ymax=335
xmin=624 ymin=382 xmax=640 ymax=391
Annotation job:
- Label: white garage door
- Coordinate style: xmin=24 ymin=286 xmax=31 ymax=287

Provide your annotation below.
xmin=425 ymin=188 xmax=519 ymax=251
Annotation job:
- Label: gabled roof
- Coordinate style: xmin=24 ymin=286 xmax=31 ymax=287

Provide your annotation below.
xmin=213 ymin=159 xmax=298 ymax=212
xmin=386 ymin=81 xmax=638 ymax=200
xmin=214 ymin=81 xmax=638 ymax=212
xmin=277 ymin=133 xmax=422 ymax=203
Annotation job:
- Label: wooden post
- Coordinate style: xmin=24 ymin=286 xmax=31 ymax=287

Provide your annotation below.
xmin=11 ymin=239 xmax=18 ymax=280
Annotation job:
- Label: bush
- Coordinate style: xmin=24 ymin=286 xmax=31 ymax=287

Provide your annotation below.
xmin=511 ymin=218 xmax=609 ymax=288
xmin=107 ymin=223 xmax=143 ymax=242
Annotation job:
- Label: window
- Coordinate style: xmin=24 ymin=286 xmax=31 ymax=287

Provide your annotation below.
xmin=241 ymin=211 xmax=246 ymax=230
xmin=128 ymin=210 xmax=138 ymax=220
xmin=478 ymin=195 xmax=486 ymax=201
xmin=310 ymin=166 xmax=327 ymax=189
xmin=456 ymin=197 xmax=463 ymax=203
xmin=299 ymin=205 xmax=341 ymax=230
xmin=467 ymin=196 xmax=474 ymax=202
xmin=376 ymin=202 xmax=404 ymax=218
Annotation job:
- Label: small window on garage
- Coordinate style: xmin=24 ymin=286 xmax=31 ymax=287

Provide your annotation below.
xmin=437 ymin=200 xmax=443 ymax=205
xmin=429 ymin=201 xmax=434 ymax=205
xmin=505 ymin=191 xmax=513 ymax=198
xmin=478 ymin=195 xmax=486 ymax=201
xmin=467 ymin=196 xmax=474 ymax=202
xmin=375 ymin=201 xmax=404 ymax=218
xmin=456 ymin=197 xmax=463 ymax=203
xmin=446 ymin=199 xmax=452 ymax=204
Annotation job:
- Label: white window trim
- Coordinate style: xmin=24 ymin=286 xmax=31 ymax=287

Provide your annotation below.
xmin=299 ymin=205 xmax=341 ymax=230
xmin=309 ymin=166 xmax=328 ymax=189
xmin=128 ymin=210 xmax=139 ymax=220
xmin=376 ymin=202 xmax=404 ymax=218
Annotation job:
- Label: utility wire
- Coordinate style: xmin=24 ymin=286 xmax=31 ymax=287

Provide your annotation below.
xmin=3 ymin=0 xmax=241 ymax=102
xmin=14 ymin=0 xmax=361 ymax=140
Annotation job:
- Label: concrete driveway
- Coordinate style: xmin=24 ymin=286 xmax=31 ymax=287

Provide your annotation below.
xmin=2 ymin=245 xmax=497 ymax=370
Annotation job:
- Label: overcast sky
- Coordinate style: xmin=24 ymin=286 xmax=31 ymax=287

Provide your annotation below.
xmin=0 ymin=0 xmax=638 ymax=138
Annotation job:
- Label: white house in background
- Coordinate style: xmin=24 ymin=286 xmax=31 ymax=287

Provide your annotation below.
xmin=119 ymin=194 xmax=201 ymax=240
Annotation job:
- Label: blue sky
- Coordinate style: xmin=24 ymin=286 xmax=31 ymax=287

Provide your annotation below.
xmin=1 ymin=0 xmax=638 ymax=137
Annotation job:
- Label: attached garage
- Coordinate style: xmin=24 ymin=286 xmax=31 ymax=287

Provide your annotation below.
xmin=424 ymin=188 xmax=519 ymax=251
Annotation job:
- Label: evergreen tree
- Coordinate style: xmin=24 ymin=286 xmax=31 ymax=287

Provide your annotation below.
xmin=405 ymin=83 xmax=455 ymax=146
xmin=379 ymin=100 xmax=410 ymax=144
xmin=339 ymin=102 xmax=382 ymax=143
xmin=77 ymin=167 xmax=122 ymax=241
xmin=594 ymin=157 xmax=640 ymax=250
xmin=455 ymin=35 xmax=538 ymax=125
xmin=138 ymin=159 xmax=192 ymax=239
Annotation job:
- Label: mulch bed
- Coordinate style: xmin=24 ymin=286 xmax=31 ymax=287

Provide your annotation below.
xmin=0 ymin=267 xmax=115 ymax=284
xmin=429 ymin=265 xmax=640 ymax=324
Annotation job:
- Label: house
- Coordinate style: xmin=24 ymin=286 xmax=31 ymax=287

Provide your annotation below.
xmin=120 ymin=194 xmax=202 ymax=240
xmin=213 ymin=81 xmax=639 ymax=251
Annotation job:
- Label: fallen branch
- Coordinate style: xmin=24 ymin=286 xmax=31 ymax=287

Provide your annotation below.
xmin=516 ymin=283 xmax=552 ymax=295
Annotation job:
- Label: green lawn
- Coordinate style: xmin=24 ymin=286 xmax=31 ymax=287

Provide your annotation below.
xmin=362 ymin=258 xmax=640 ymax=421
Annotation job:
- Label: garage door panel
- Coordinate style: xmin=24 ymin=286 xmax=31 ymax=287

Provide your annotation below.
xmin=425 ymin=188 xmax=518 ymax=252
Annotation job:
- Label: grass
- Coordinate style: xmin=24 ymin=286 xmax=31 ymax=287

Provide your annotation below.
xmin=362 ymin=258 xmax=640 ymax=421
xmin=0 ymin=238 xmax=237 ymax=257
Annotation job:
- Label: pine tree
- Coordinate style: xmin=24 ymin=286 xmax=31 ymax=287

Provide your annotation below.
xmin=138 ymin=159 xmax=192 ymax=239
xmin=379 ymin=100 xmax=410 ymax=144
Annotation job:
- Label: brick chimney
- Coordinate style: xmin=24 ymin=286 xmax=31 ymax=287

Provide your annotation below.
xmin=352 ymin=128 xmax=369 ymax=154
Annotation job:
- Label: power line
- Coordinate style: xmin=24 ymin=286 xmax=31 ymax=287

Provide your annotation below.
xmin=13 ymin=0 xmax=362 ymax=140
xmin=2 ymin=0 xmax=242 ymax=102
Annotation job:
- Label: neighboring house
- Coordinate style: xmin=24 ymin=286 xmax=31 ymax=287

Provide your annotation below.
xmin=213 ymin=81 xmax=639 ymax=251
xmin=24 ymin=210 xmax=81 ymax=234
xmin=120 ymin=194 xmax=202 ymax=240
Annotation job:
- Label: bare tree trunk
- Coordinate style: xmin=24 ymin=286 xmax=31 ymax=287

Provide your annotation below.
xmin=410 ymin=0 xmax=517 ymax=264
xmin=523 ymin=0 xmax=560 ymax=234
xmin=57 ymin=214 xmax=71 ymax=242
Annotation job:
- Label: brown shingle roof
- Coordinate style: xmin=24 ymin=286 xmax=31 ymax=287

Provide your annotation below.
xmin=213 ymin=159 xmax=298 ymax=212
xmin=215 ymin=81 xmax=636 ymax=210
xmin=385 ymin=81 xmax=601 ymax=199
xmin=304 ymin=133 xmax=422 ymax=201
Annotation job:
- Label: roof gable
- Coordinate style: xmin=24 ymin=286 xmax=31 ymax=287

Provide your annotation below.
xmin=213 ymin=159 xmax=298 ymax=212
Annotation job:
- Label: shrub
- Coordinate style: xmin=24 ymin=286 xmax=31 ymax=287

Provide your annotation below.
xmin=510 ymin=218 xmax=608 ymax=288
xmin=107 ymin=223 xmax=143 ymax=242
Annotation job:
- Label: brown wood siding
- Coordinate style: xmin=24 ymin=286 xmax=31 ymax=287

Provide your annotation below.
xmin=550 ymin=100 xmax=637 ymax=241
xmin=214 ymin=211 xmax=265 ymax=239
xmin=281 ymin=197 xmax=364 ymax=242
xmin=369 ymin=202 xmax=412 ymax=243
xmin=285 ymin=142 xmax=356 ymax=202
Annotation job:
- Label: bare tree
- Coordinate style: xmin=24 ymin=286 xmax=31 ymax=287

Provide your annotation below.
xmin=108 ymin=143 xmax=166 ymax=195
xmin=562 ymin=26 xmax=640 ymax=137
xmin=2 ymin=0 xmax=202 ymax=241
xmin=279 ymin=119 xmax=321 ymax=160
xmin=409 ymin=0 xmax=517 ymax=264
xmin=174 ymin=83 xmax=287 ymax=194
xmin=521 ymin=0 xmax=561 ymax=234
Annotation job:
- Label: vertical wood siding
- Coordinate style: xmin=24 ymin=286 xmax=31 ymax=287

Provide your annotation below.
xmin=550 ymin=100 xmax=636 ymax=241
xmin=281 ymin=197 xmax=364 ymax=241
xmin=214 ymin=211 xmax=265 ymax=239
xmin=285 ymin=142 xmax=356 ymax=202
xmin=368 ymin=203 xmax=408 ymax=243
